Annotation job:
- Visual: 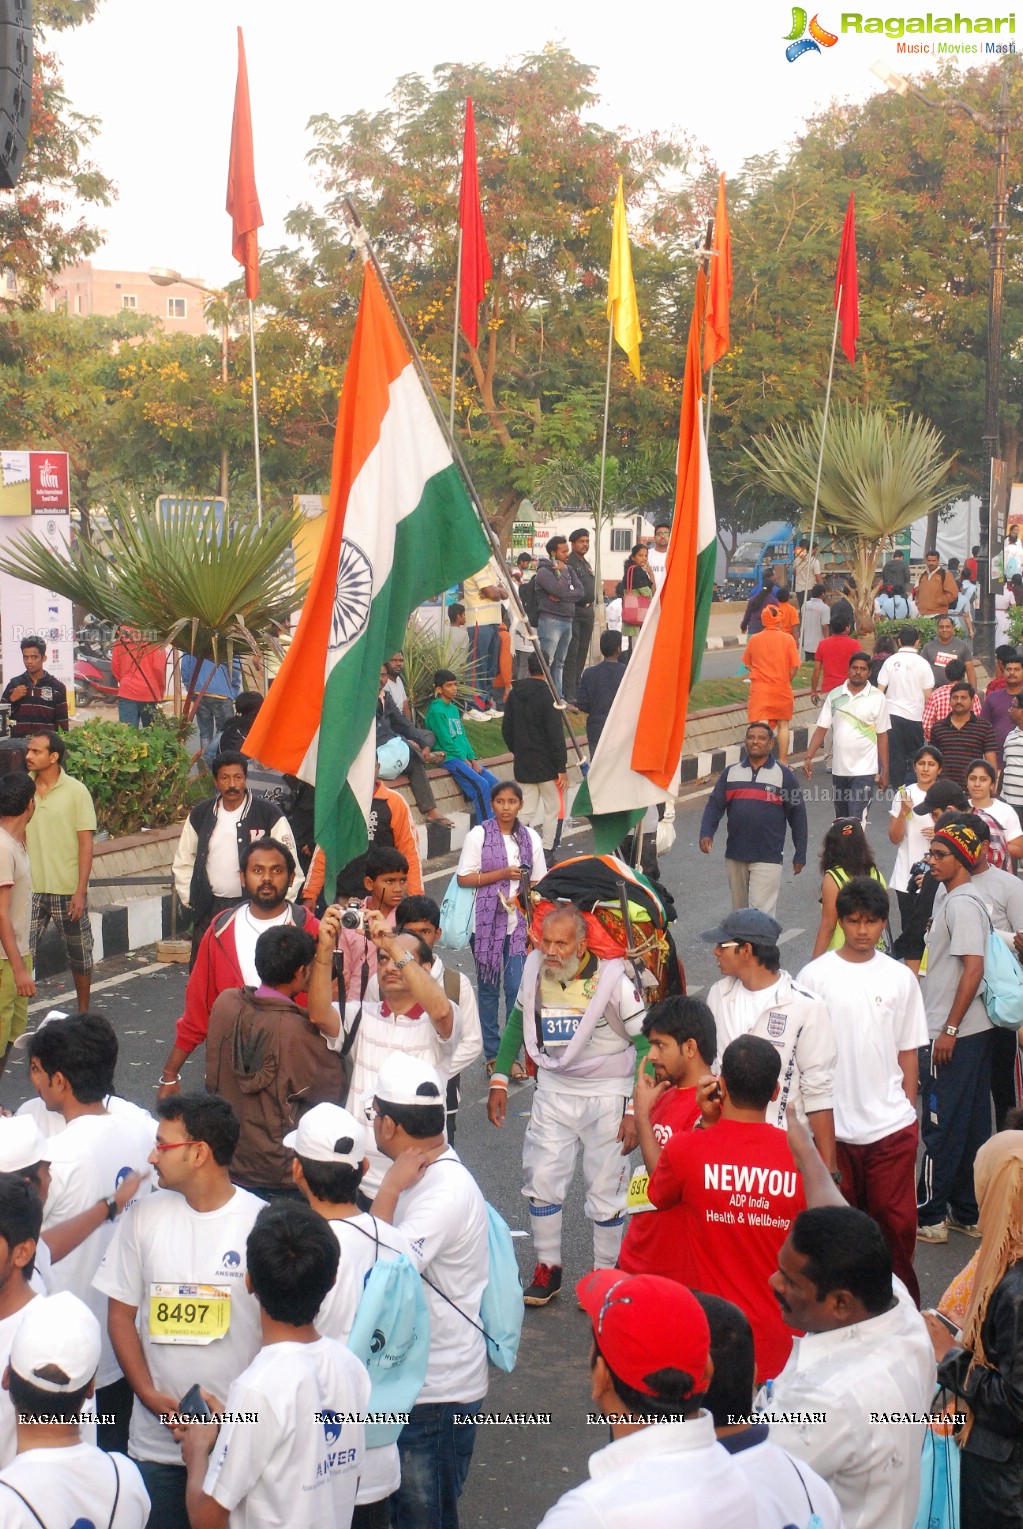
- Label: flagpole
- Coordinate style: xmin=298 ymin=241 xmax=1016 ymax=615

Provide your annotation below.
xmin=342 ymin=196 xmax=586 ymax=769
xmin=247 ymin=299 xmax=262 ymax=526
xmin=800 ymin=293 xmax=842 ymax=662
xmin=592 ymin=316 xmax=615 ymax=652
xmin=449 ymin=227 xmax=463 ymax=434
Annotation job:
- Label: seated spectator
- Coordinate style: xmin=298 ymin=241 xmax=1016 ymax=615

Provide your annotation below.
xmin=423 ymin=670 xmax=499 ymax=824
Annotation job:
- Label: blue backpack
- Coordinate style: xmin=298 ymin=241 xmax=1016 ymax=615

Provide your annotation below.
xmin=965 ymin=896 xmax=1023 ymax=1031
xmin=345 ymin=1228 xmax=431 ymax=1447
xmin=420 ymin=1195 xmax=524 ymax=1373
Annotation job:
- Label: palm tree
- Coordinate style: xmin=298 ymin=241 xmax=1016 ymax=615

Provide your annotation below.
xmin=744 ymin=406 xmax=955 ymax=634
xmin=0 ymin=498 xmax=307 ymax=719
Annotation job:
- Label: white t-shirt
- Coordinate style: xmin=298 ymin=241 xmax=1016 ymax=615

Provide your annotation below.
xmin=730 ymin=1436 xmax=845 ymax=1529
xmin=366 ymin=958 xmax=484 ymax=1077
xmin=384 ymin=676 xmax=408 ymax=714
xmin=316 ymin=1213 xmax=416 ymax=1505
xmin=203 ymin=1337 xmax=370 ymax=1529
xmin=796 ymin=951 xmax=928 ymax=1145
xmin=0 ymin=1302 xmax=33 ymax=1466
xmin=94 ymin=1185 xmax=264 ymax=1465
xmin=876 ymin=650 xmax=933 ymax=722
xmin=392 ymin=1148 xmax=489 ymax=1405
xmin=888 ymin=784 xmax=930 ymax=892
xmin=646 ymin=545 xmax=668 ymax=593
xmin=456 ymin=824 xmax=547 ymax=935
xmin=231 ymin=903 xmax=295 ymax=987
xmin=17 ymin=1092 xmax=155 ymax=1138
xmin=207 ymin=802 xmax=246 ymax=898
xmin=43 ymin=1110 xmax=157 ymax=1388
xmin=973 ymin=796 xmax=1023 ymax=847
xmin=0 ymin=1444 xmax=149 ymax=1529
xmin=815 ymin=683 xmax=890 ymax=776
xmin=726 ymin=977 xmax=784 ymax=1038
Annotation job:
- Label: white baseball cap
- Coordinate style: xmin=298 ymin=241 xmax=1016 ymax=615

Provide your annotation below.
xmin=10 ymin=1008 xmax=70 ymax=1054
xmin=283 ymin=1104 xmax=367 ymax=1166
xmin=10 ymin=1292 xmax=101 ymax=1393
xmin=374 ymin=1054 xmax=445 ymax=1108
xmin=0 ymin=1117 xmax=51 ymax=1172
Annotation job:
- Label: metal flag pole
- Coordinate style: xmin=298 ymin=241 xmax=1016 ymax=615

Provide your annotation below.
xmin=342 ymin=197 xmax=586 ymax=769
xmin=800 ymin=296 xmax=842 ymax=662
xmin=247 ymin=299 xmax=263 ymax=525
xmin=449 ymin=228 xmax=463 ymax=435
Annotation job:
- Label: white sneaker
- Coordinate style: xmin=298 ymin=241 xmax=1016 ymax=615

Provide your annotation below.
xmin=916 ymin=1221 xmax=948 ymax=1243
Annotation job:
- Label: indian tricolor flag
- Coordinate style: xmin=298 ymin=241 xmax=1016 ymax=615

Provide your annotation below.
xmin=576 ymin=268 xmax=716 ymax=852
xmin=243 ymin=264 xmax=490 ymax=877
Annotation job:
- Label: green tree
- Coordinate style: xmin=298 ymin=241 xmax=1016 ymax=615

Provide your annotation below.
xmin=277 ymin=45 xmax=709 ymax=539
xmin=0 ymin=2 xmax=114 ymax=305
xmin=745 ymin=406 xmax=954 ymax=633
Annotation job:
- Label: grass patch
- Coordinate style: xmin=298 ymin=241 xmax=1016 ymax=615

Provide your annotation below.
xmin=687 ymin=663 xmax=815 ymax=713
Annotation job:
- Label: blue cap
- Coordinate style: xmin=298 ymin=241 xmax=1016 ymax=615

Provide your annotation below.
xmin=700 ymin=908 xmax=783 ymax=946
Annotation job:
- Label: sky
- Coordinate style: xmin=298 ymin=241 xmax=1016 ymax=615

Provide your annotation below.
xmin=53 ymin=0 xmax=987 ymax=286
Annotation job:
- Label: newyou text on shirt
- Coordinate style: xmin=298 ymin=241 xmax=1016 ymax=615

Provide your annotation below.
xmin=841 ymin=11 xmax=1018 ymax=52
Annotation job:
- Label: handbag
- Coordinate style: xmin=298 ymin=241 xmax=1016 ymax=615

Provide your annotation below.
xmin=621 ymin=566 xmax=652 ymax=627
xmin=376 ymin=737 xmax=411 ymax=780
xmin=912 ymin=1394 xmax=960 ymax=1529
xmin=438 ymin=872 xmax=475 ymax=950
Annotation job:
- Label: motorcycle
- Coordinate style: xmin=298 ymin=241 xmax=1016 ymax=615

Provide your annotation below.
xmin=74 ymin=622 xmax=117 ymax=708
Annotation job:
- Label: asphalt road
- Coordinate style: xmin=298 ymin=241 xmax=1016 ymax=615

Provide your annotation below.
xmin=3 ymin=761 xmax=975 ymax=1529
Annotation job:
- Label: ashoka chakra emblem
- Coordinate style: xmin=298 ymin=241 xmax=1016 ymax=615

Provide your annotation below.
xmin=330 ymin=539 xmax=373 ymax=649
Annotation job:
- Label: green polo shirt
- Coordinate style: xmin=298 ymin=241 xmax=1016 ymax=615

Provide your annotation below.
xmin=25 ymin=770 xmax=98 ymax=895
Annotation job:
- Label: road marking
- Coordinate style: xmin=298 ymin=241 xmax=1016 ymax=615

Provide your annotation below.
xmin=28 ymin=960 xmax=168 ymax=1015
xmin=777 ymin=928 xmax=804 ymax=945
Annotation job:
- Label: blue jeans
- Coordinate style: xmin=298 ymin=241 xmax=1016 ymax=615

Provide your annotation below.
xmin=196 ymin=696 xmax=235 ymax=763
xmin=135 ymin=1458 xmax=188 ymax=1529
xmin=441 ymin=759 xmax=499 ymax=822
xmin=118 ymin=699 xmax=157 ymax=728
xmin=394 ymin=1401 xmax=481 ymax=1529
xmin=537 ymin=615 xmax=573 ymax=697
xmin=918 ymin=1031 xmax=994 ymax=1227
xmin=832 ymin=772 xmax=875 ymax=821
xmin=471 ymin=933 xmax=526 ymax=1061
xmin=467 ymin=623 xmax=500 ymax=707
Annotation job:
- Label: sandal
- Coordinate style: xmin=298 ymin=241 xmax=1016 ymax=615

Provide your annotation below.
xmin=486 ymin=1059 xmax=496 ymax=1077
xmin=510 ymin=1060 xmax=528 ymax=1081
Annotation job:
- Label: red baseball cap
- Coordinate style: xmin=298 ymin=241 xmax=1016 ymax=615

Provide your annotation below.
xmin=576 ymin=1270 xmax=710 ymax=1397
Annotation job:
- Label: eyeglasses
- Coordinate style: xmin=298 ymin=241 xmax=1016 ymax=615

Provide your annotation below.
xmin=153 ymin=1139 xmax=201 ymax=1152
xmin=925 ymin=849 xmax=953 ymax=861
xmin=715 ymin=941 xmax=741 ymax=951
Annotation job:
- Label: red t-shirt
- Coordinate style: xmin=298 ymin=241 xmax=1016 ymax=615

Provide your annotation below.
xmin=617 ymin=1086 xmax=702 ymax=1276
xmin=815 ymin=633 xmax=861 ymax=694
xmin=647 ymin=1118 xmax=806 ymax=1384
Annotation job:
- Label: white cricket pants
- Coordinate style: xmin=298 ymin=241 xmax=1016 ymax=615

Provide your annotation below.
xmin=521 ymin=1087 xmax=631 ymax=1223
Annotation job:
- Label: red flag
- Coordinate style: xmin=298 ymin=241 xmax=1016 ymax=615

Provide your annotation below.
xmin=835 ymin=192 xmax=858 ymax=366
xmin=226 ymin=28 xmax=263 ymax=301
xmin=457 ymin=98 xmax=492 ymax=348
xmin=703 ymin=172 xmax=732 ymax=370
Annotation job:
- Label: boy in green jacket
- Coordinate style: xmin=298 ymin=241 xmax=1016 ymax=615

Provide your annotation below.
xmin=424 ymin=669 xmax=500 ymax=823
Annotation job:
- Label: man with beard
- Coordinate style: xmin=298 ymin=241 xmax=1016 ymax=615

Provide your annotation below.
xmin=158 ymin=839 xmax=318 ymax=1098
xmin=486 ymin=905 xmax=647 ymax=1306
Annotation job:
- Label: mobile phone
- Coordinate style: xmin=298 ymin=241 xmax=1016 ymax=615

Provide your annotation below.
xmin=177 ymin=1383 xmax=212 ymax=1420
xmin=925 ymin=1308 xmax=960 ymax=1337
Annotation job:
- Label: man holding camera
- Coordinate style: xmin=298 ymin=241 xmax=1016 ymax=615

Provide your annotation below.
xmin=307 ymin=904 xmax=461 ymax=1201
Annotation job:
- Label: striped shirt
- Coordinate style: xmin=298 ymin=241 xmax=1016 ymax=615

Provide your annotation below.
xmin=921 ymin=682 xmax=981 ymax=739
xmin=1002 ymin=726 xmax=1023 ymax=809
xmin=929 ymin=714 xmax=997 ymax=790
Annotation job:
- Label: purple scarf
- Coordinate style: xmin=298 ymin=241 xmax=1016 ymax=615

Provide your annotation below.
xmin=474 ymin=816 xmax=533 ymax=983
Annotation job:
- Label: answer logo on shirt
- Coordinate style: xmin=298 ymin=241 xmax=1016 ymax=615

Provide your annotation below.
xmin=220 ymin=1250 xmax=242 ymax=1270
xmin=114 ymin=1165 xmax=134 ymax=1188
xmin=322 ymin=1412 xmax=344 ymax=1444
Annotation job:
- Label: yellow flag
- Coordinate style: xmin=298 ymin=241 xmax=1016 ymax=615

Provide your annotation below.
xmin=607 ymin=175 xmax=641 ymax=380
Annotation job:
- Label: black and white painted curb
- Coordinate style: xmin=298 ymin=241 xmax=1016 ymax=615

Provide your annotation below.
xmin=704 ymin=635 xmax=743 ymax=650
xmin=35 ymin=893 xmax=175 ymax=980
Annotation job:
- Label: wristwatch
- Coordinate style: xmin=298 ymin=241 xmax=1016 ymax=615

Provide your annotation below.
xmin=103 ymin=1196 xmax=118 ymax=1222
xmin=943 ymin=1024 xmax=959 ymax=1038
xmin=392 ymin=952 xmax=415 ymax=971
xmin=830 ymin=1169 xmax=843 ymax=1186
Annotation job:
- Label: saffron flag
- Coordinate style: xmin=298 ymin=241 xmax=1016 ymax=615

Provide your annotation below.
xmin=226 ymin=27 xmax=263 ymax=301
xmin=576 ymin=269 xmax=716 ymax=851
xmin=458 ymin=98 xmax=492 ymax=348
xmin=835 ymin=192 xmax=858 ymax=366
xmin=703 ymin=172 xmax=732 ymax=371
xmin=242 ymin=265 xmax=491 ymax=877
xmin=607 ymin=175 xmax=641 ymax=381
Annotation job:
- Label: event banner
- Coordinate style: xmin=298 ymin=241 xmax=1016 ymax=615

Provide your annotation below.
xmin=0 ymin=453 xmax=75 ymax=707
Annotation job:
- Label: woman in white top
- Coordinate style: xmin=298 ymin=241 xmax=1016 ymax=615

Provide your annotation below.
xmin=888 ymin=743 xmax=943 ymax=928
xmin=456 ymin=780 xmax=547 ymax=1071
xmin=966 ymin=758 xmax=1023 ymax=869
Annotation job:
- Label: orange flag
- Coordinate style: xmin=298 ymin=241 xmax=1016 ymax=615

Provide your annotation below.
xmin=703 ymin=172 xmax=732 ymax=371
xmin=835 ymin=192 xmax=859 ymax=366
xmin=226 ymin=28 xmax=263 ymax=301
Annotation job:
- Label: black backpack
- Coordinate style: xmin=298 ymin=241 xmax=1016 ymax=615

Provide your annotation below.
xmin=520 ymin=575 xmax=540 ymax=626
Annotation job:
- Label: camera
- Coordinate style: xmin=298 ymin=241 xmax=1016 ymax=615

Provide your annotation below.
xmin=340 ymin=901 xmax=366 ymax=933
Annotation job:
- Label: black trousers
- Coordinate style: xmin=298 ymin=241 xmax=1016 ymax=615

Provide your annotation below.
xmin=888 ymin=714 xmax=924 ymax=789
xmin=404 ymin=749 xmax=438 ymax=815
xmin=563 ymin=609 xmax=594 ymax=702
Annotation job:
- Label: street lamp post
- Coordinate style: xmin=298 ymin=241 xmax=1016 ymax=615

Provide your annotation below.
xmin=149 ymin=267 xmax=230 ymax=501
xmin=871 ymin=62 xmax=1014 ymax=671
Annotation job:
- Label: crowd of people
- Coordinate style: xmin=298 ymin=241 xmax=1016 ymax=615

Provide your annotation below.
xmin=0 ymin=546 xmax=1021 ymax=1529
